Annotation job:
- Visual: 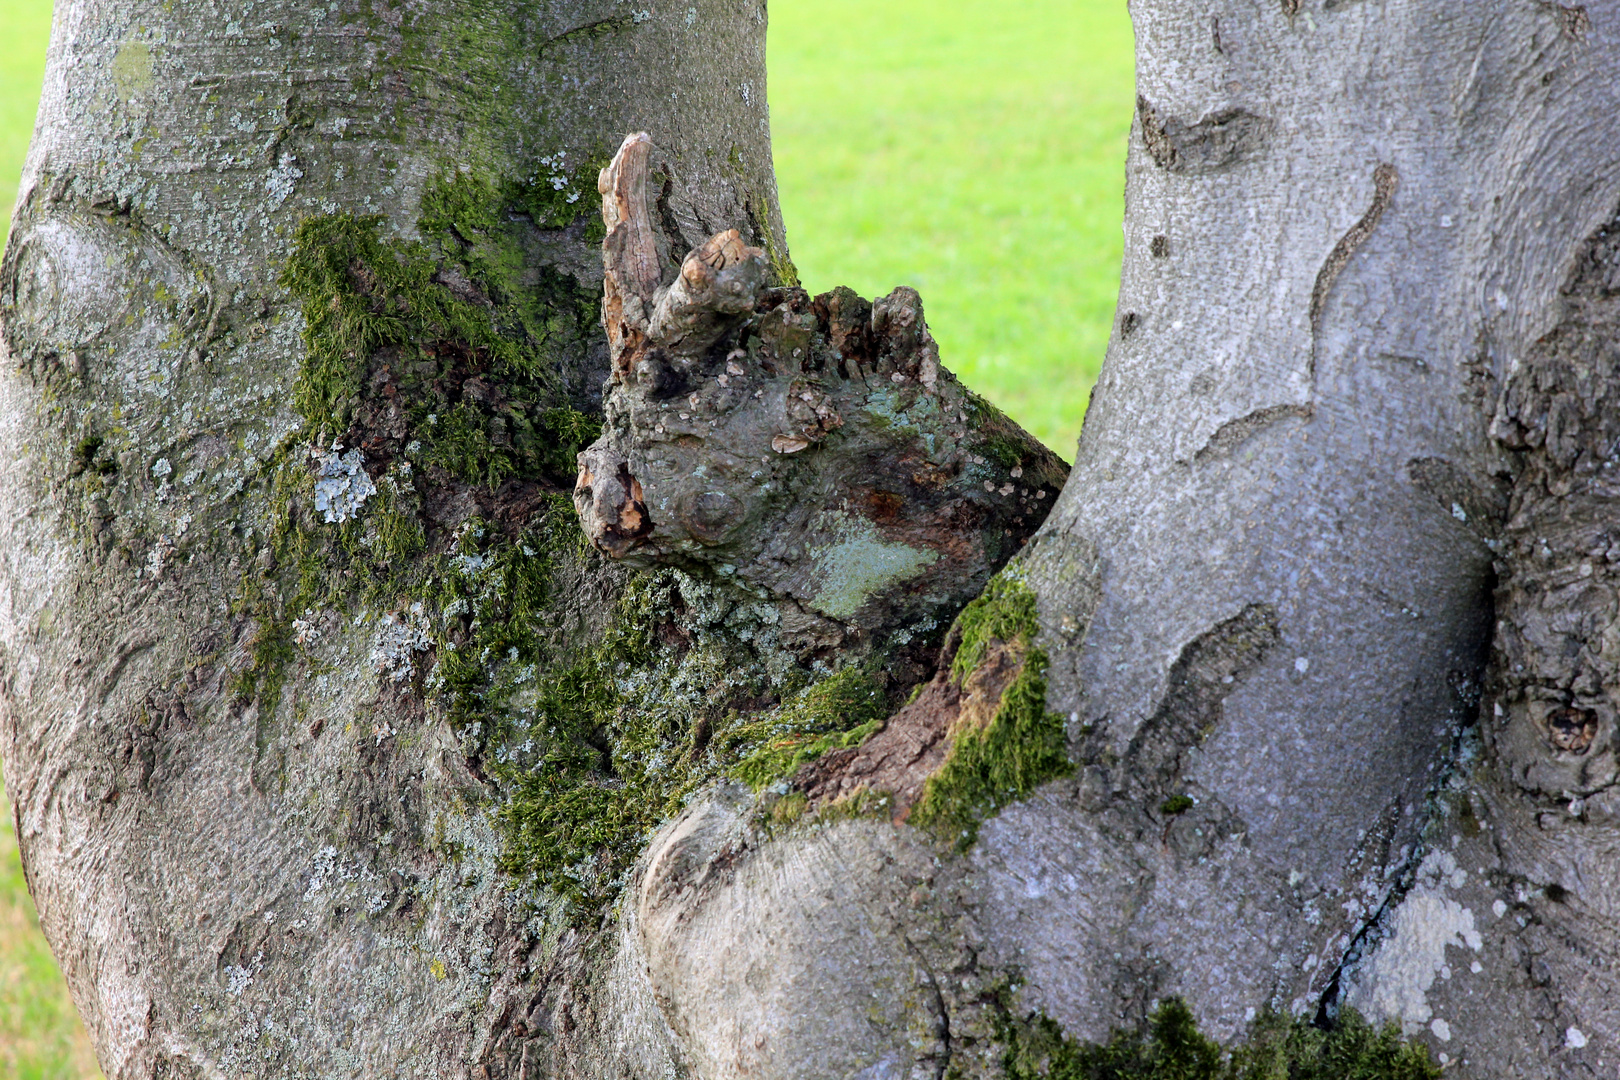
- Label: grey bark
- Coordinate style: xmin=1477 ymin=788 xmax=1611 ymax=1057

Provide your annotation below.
xmin=628 ymin=2 xmax=1620 ymax=1076
xmin=5 ymin=1 xmax=1620 ymax=1079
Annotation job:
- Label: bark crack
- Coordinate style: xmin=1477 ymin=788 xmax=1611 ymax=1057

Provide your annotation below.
xmin=1116 ymin=603 xmax=1280 ymax=806
xmin=1191 ymin=403 xmax=1313 ymax=463
xmin=538 ymin=15 xmax=636 ymax=54
xmin=1136 ymin=96 xmax=1271 ymax=175
xmin=1309 ymin=162 xmax=1398 ymax=338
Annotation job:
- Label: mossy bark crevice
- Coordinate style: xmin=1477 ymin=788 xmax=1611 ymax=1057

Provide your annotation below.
xmin=793 ymin=567 xmax=1074 ymax=846
xmin=997 ymin=995 xmax=1440 ymax=1080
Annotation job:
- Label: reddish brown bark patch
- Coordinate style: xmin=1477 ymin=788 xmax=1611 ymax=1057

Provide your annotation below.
xmin=795 ymin=637 xmax=1027 ymax=821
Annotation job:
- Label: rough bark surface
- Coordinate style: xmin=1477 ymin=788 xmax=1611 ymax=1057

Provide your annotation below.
xmin=577 ymin=134 xmax=1066 ymax=636
xmin=8 ymin=0 xmax=1620 ymax=1078
xmin=621 ymin=3 xmax=1620 ymax=1079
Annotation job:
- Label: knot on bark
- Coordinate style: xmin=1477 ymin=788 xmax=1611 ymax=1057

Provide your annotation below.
xmin=574 ymin=134 xmax=1068 ymax=632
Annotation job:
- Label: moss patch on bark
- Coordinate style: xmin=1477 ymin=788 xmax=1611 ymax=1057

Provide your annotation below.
xmin=487 ymin=572 xmax=922 ymax=911
xmin=248 ymin=174 xmax=934 ymax=915
xmin=279 ymin=206 xmax=601 ymax=486
xmin=999 ymin=996 xmax=1440 ymax=1080
xmin=727 ymin=666 xmax=890 ymax=790
xmin=911 ymin=568 xmax=1073 ymax=847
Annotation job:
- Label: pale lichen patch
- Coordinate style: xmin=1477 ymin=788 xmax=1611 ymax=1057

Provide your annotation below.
xmin=1343 ymin=850 xmax=1483 ymax=1035
xmin=311 ymin=444 xmax=377 ymax=523
xmin=370 ymin=602 xmax=431 ymax=682
xmin=807 ymin=511 xmax=939 ymax=621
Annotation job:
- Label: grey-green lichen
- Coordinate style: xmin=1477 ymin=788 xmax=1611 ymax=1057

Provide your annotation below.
xmin=244 ymin=168 xmax=927 ymax=916
xmin=996 ymin=995 xmax=1440 ymax=1080
xmin=910 ymin=566 xmax=1073 ymax=848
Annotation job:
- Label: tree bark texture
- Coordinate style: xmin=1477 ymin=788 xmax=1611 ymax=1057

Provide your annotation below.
xmin=7 ymin=1 xmax=1620 ymax=1079
xmin=0 ymin=1 xmax=791 ymax=1076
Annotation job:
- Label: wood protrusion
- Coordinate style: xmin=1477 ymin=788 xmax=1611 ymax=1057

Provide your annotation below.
xmin=574 ymin=135 xmax=1068 ymax=632
xmin=648 ymin=229 xmax=769 ymax=356
xmin=1309 ymin=162 xmax=1397 ymax=335
xmin=599 ymin=132 xmax=664 ymax=374
xmin=572 ymin=456 xmax=652 ymax=558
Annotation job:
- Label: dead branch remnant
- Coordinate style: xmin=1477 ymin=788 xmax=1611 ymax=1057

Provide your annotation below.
xmin=575 ymin=133 xmax=1068 ymax=635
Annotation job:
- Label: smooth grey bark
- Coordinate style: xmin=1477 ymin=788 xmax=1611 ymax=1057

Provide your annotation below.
xmin=7 ymin=1 xmax=1620 ymax=1079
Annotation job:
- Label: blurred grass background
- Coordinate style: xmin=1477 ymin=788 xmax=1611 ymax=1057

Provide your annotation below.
xmin=770 ymin=0 xmax=1133 ymax=456
xmin=0 ymin=0 xmax=1132 ymax=1074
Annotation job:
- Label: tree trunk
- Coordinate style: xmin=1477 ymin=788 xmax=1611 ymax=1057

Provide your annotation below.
xmin=6 ymin=1 xmax=1620 ymax=1078
xmin=0 ymin=1 xmax=788 ymax=1076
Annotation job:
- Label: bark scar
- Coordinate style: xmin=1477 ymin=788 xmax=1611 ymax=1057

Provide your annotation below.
xmin=1191 ymin=403 xmax=1313 ymax=464
xmin=1309 ymin=162 xmax=1398 ymax=336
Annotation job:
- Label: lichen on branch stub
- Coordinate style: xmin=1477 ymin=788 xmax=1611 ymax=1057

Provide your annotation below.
xmin=575 ymin=133 xmax=1068 ymax=637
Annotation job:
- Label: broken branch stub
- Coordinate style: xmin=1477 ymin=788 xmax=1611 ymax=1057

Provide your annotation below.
xmin=575 ymin=133 xmax=1067 ymax=633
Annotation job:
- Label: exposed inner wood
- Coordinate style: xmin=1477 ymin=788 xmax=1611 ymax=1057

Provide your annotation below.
xmin=796 ymin=636 xmax=1027 ymax=819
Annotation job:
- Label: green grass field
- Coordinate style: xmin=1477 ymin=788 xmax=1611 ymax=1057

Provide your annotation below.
xmin=770 ymin=0 xmax=1134 ymax=455
xmin=0 ymin=0 xmax=49 ymax=236
xmin=0 ymin=1 xmax=1133 ymax=1073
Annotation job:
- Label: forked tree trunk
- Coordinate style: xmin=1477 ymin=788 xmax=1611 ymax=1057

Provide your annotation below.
xmin=5 ymin=0 xmax=1620 ymax=1078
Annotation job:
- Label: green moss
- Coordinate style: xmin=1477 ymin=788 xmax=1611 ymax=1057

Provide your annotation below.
xmin=950 ymin=571 xmax=1039 ymax=682
xmin=252 ymin=160 xmax=928 ymax=919
xmin=997 ymin=997 xmax=1440 ymax=1080
xmin=278 ymin=203 xmax=601 ymax=489
xmin=232 ymin=617 xmax=298 ymax=721
xmin=963 ymin=391 xmax=1049 ymax=470
xmin=1226 ymin=1009 xmax=1442 ymax=1080
xmin=912 ymin=568 xmax=1072 ymax=848
xmin=490 ymin=579 xmax=914 ymax=911
xmin=1160 ymin=794 xmax=1194 ymax=816
xmin=69 ymin=434 xmax=116 ymax=477
xmin=240 ymin=164 xmax=607 ymax=725
xmin=728 ymin=143 xmax=799 ymax=286
xmin=727 ymin=666 xmax=889 ymax=789
xmin=421 ymin=161 xmax=609 ymax=237
xmin=768 ymin=790 xmax=810 ymax=827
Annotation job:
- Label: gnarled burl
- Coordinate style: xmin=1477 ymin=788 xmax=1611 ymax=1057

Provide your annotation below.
xmin=575 ymin=133 xmax=1067 ymax=633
